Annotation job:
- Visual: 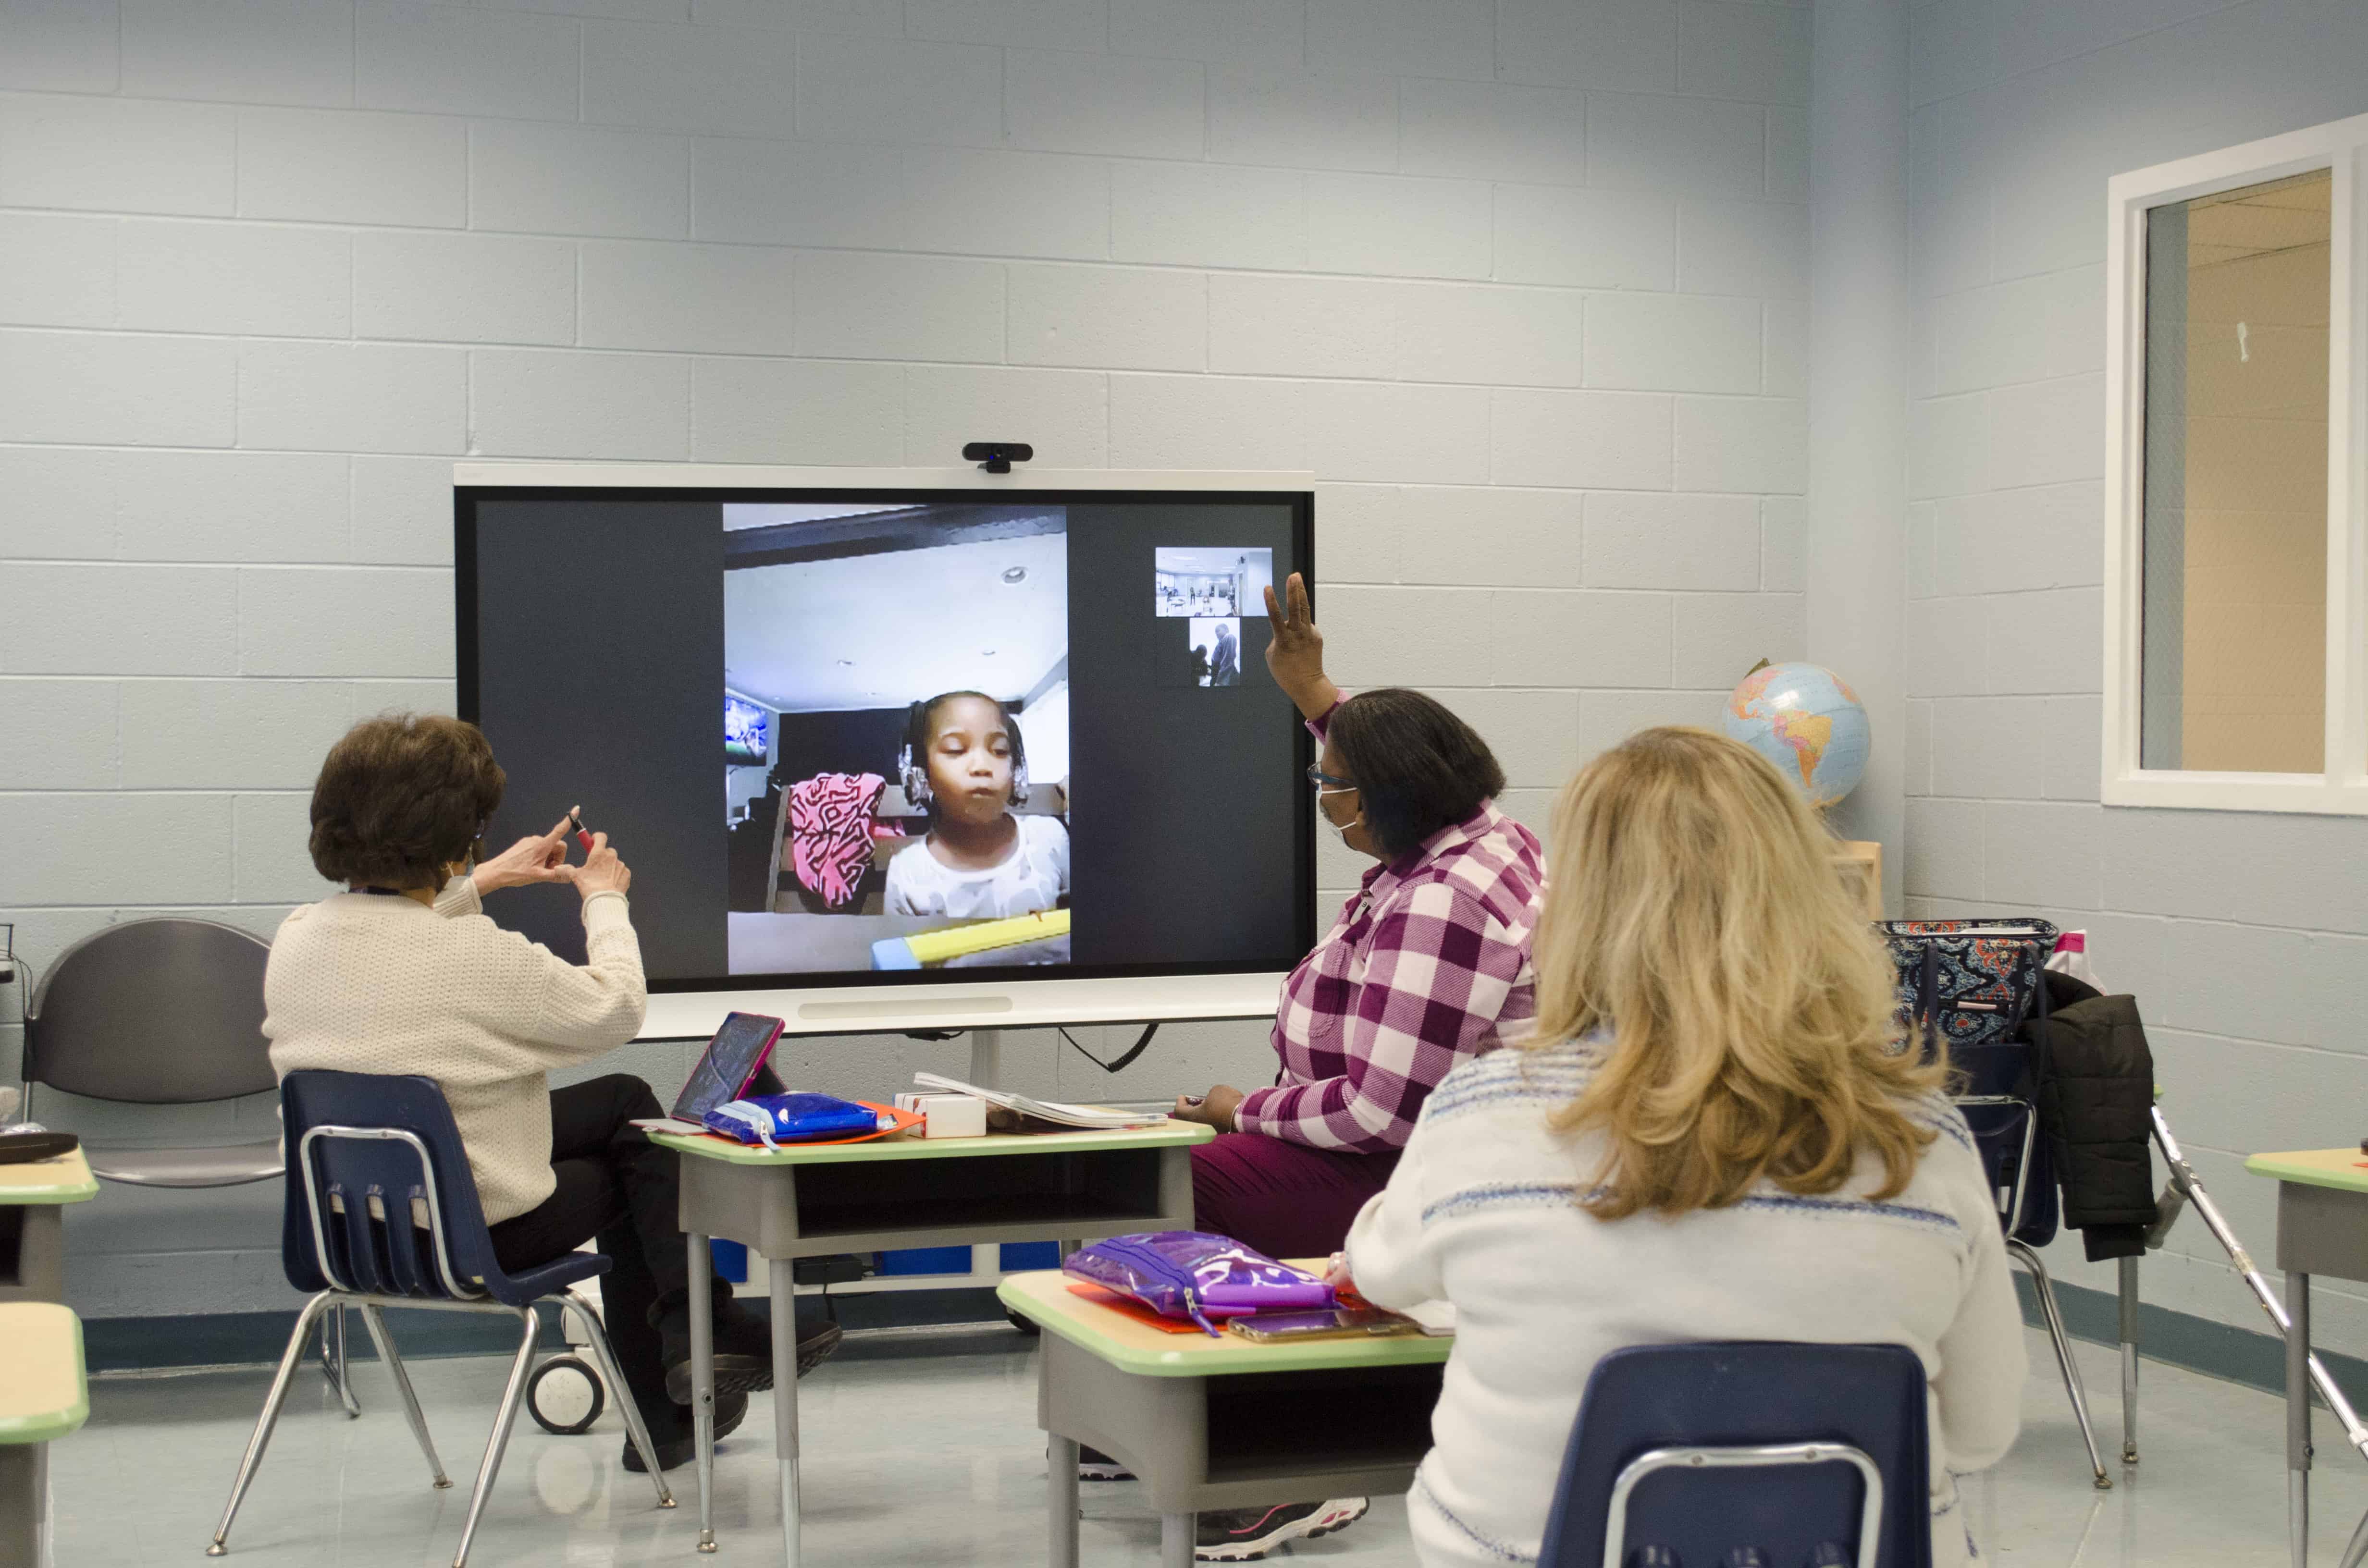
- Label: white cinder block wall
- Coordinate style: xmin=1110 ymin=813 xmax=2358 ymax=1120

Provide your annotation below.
xmin=0 ymin=0 xmax=1810 ymax=1319
xmin=1902 ymin=0 xmax=2368 ymax=1358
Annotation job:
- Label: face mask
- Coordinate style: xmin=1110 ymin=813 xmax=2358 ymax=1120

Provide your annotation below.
xmin=1318 ymin=786 xmax=1362 ymax=846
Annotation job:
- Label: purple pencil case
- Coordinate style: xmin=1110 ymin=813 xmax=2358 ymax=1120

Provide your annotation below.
xmin=1063 ymin=1230 xmax=1334 ymax=1336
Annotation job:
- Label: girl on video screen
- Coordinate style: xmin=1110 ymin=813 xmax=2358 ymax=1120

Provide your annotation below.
xmin=885 ymin=691 xmax=1070 ymax=920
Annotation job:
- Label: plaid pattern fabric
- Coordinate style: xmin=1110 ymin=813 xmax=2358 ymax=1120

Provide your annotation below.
xmin=1237 ymin=796 xmax=1544 ymax=1154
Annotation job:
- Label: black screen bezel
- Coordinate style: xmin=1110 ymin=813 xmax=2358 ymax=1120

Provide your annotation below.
xmin=454 ymin=483 xmax=1319 ymax=997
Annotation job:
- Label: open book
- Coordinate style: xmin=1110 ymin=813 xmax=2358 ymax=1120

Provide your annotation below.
xmin=911 ymin=1072 xmax=1167 ymax=1131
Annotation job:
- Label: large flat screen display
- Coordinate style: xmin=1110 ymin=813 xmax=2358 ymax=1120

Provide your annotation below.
xmin=455 ymin=467 xmax=1315 ymax=1038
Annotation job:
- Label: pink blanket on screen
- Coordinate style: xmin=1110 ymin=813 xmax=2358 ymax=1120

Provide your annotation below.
xmin=788 ymin=772 xmax=887 ymax=909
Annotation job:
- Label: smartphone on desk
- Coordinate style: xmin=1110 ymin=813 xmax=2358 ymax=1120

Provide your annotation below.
xmin=1224 ymin=1305 xmax=1423 ymax=1344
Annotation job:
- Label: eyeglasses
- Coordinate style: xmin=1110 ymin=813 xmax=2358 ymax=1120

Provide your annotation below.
xmin=1306 ymin=765 xmax=1356 ymax=791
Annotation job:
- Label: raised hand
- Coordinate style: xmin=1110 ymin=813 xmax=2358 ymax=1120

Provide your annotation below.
xmin=1263 ymin=572 xmax=1340 ymax=722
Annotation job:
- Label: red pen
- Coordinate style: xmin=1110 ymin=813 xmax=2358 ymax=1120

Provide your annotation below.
xmin=564 ymin=809 xmax=594 ymax=852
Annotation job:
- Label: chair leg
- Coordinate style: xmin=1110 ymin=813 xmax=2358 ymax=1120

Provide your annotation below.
xmin=358 ymin=1304 xmax=450 ymax=1490
xmin=450 ymin=1307 xmax=543 ymax=1568
xmin=2340 ymin=1503 xmax=2368 ymax=1568
xmin=2010 ymin=1239 xmax=2112 ymax=1490
xmin=321 ymin=1303 xmax=362 ymax=1420
xmin=2119 ymin=1254 xmax=2140 ymax=1465
xmin=555 ymin=1292 xmax=676 ymax=1510
xmin=208 ymin=1291 xmax=339 ymax=1556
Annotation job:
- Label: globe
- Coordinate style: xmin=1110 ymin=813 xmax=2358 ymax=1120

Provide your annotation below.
xmin=1723 ymin=662 xmax=1870 ymax=808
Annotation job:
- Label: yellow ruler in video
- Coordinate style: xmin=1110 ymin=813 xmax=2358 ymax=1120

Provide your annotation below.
xmin=872 ymin=909 xmax=1072 ymax=969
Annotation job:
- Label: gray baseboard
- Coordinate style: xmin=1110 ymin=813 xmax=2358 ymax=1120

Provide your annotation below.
xmin=2019 ymin=1270 xmax=2368 ymax=1403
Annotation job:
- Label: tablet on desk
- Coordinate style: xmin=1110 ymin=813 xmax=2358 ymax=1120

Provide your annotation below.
xmin=670 ymin=1011 xmax=786 ymax=1122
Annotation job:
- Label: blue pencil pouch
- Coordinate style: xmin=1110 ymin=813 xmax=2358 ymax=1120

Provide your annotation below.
xmin=703 ymin=1092 xmax=880 ymax=1150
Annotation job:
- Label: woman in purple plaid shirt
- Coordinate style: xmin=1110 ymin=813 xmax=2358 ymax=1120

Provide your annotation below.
xmin=1144 ymin=575 xmax=1546 ymax=1560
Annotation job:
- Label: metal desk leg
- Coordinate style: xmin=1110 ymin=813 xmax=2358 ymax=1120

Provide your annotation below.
xmin=1162 ymin=1511 xmax=1195 ymax=1568
xmin=691 ymin=1233 xmax=717 ymax=1555
xmin=1048 ymin=1434 xmax=1079 ymax=1568
xmin=772 ymin=1257 xmax=802 ymax=1568
xmin=2292 ymin=1269 xmax=2312 ymax=1568
xmin=2120 ymin=1255 xmax=2140 ymax=1465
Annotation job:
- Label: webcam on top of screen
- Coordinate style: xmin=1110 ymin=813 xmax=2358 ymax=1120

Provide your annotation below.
xmin=962 ymin=441 xmax=1034 ymax=475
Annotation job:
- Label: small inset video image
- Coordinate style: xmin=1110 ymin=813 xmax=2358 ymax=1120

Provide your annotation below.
xmin=1191 ymin=618 xmax=1240 ymax=687
xmin=1154 ymin=547 xmax=1273 ymax=620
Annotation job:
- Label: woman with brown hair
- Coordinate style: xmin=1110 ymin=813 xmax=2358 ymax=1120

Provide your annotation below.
xmin=264 ymin=713 xmax=837 ymax=1474
xmin=1342 ymin=727 xmax=2025 ymax=1567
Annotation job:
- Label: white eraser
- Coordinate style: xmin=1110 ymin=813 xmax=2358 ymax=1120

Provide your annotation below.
xmin=891 ymin=1092 xmax=987 ymax=1139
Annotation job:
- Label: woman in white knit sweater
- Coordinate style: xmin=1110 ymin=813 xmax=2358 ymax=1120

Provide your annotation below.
xmin=264 ymin=713 xmax=835 ymax=1474
xmin=1345 ymin=727 xmax=2026 ymax=1567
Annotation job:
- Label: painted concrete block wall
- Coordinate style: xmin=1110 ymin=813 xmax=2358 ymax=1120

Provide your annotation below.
xmin=0 ymin=0 xmax=1809 ymax=1318
xmin=1902 ymin=0 xmax=2368 ymax=1356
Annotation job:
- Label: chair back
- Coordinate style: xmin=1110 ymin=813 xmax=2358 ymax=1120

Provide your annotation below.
xmin=1877 ymin=918 xmax=2059 ymax=1248
xmin=25 ymin=918 xmax=274 ymax=1104
xmin=1537 ymin=1341 xmax=1933 ymax=1568
xmin=278 ymin=1071 xmax=520 ymax=1305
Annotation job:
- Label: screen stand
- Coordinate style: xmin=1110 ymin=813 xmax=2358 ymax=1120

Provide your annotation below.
xmin=967 ymin=1029 xmax=1003 ymax=1091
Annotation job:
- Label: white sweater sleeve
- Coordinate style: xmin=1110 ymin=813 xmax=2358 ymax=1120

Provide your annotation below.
xmin=1342 ymin=1132 xmax=1444 ymax=1309
xmin=435 ymin=876 xmax=482 ymax=919
xmin=1932 ymin=1139 xmax=2028 ymax=1472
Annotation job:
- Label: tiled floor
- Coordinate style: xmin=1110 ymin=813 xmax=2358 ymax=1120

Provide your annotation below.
xmin=47 ymin=1323 xmax=2368 ymax=1565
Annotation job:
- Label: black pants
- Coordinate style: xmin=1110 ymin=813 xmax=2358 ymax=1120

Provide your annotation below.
xmin=486 ymin=1074 xmax=724 ymax=1431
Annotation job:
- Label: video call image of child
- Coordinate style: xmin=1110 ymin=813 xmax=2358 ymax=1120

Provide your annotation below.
xmin=720 ymin=501 xmax=1072 ymax=976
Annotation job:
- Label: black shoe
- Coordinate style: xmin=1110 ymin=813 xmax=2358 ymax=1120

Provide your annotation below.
xmin=1194 ymin=1498 xmax=1369 ymax=1561
xmin=1077 ymin=1444 xmax=1134 ymax=1482
xmin=661 ymin=1309 xmax=842 ymax=1405
xmin=621 ymin=1389 xmax=747 ymax=1473
xmin=794 ymin=1317 xmax=844 ymax=1378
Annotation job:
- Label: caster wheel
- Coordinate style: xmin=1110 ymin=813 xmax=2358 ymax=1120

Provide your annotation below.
xmin=1006 ymin=1309 xmax=1042 ymax=1337
xmin=528 ymin=1354 xmax=605 ymax=1435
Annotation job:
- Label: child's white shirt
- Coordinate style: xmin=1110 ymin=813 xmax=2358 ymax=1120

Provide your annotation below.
xmin=1346 ymin=1035 xmax=2026 ymax=1568
xmin=884 ymin=813 xmax=1070 ymax=919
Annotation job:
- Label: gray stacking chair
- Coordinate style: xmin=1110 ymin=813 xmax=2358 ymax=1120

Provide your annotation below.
xmin=23 ymin=917 xmax=360 ymax=1413
xmin=24 ymin=917 xmax=282 ymax=1187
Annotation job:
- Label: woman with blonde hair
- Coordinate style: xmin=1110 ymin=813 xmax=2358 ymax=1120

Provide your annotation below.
xmin=1344 ymin=727 xmax=2024 ymax=1567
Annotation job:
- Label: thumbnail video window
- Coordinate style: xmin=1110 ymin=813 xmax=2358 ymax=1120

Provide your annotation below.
xmin=1154 ymin=546 xmax=1273 ymax=620
xmin=723 ymin=502 xmax=1071 ymax=975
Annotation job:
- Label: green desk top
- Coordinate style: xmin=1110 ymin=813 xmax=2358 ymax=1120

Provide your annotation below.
xmin=0 ymin=1148 xmax=97 ymax=1205
xmin=2246 ymin=1149 xmax=2368 ymax=1194
xmin=651 ymin=1119 xmax=1214 ymax=1168
xmin=998 ymin=1267 xmax=1455 ymax=1378
xmin=0 ymin=1304 xmax=87 ymax=1445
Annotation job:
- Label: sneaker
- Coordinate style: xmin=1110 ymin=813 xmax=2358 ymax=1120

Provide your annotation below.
xmin=1077 ymin=1444 xmax=1134 ymax=1482
xmin=621 ymin=1389 xmax=747 ymax=1473
xmin=1194 ymin=1498 xmax=1369 ymax=1561
xmin=660 ymin=1309 xmax=840 ymax=1404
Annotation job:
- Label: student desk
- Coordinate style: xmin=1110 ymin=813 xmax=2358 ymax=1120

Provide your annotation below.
xmin=0 ymin=1149 xmax=97 ymax=1305
xmin=2245 ymin=1148 xmax=2368 ymax=1568
xmin=653 ymin=1120 xmax=1215 ymax=1564
xmin=0 ymin=1302 xmax=88 ymax=1568
xmin=997 ymin=1266 xmax=1453 ymax=1568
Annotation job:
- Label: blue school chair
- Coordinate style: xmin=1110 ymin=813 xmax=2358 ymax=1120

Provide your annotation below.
xmin=205 ymin=1071 xmax=675 ymax=1568
xmin=1536 ymin=1341 xmax=1932 ymax=1568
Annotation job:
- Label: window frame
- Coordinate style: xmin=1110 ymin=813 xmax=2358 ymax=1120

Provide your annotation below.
xmin=2103 ymin=113 xmax=2366 ymax=813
